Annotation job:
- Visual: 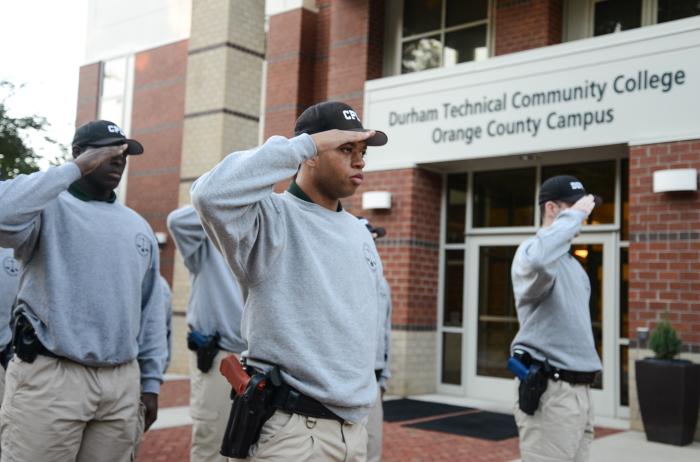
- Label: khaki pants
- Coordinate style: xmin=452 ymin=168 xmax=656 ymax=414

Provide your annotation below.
xmin=230 ymin=410 xmax=368 ymax=462
xmin=365 ymin=385 xmax=383 ymax=462
xmin=514 ymin=379 xmax=594 ymax=462
xmin=0 ymin=355 xmax=141 ymax=462
xmin=190 ymin=350 xmax=236 ymax=462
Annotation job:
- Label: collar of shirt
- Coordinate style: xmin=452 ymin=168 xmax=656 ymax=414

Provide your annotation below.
xmin=68 ymin=182 xmax=117 ymax=203
xmin=287 ymin=179 xmax=343 ymax=212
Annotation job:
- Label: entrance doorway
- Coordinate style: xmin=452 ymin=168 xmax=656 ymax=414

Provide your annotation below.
xmin=463 ymin=233 xmax=617 ymax=417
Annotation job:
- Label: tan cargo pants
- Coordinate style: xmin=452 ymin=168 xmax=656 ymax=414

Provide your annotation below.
xmin=0 ymin=355 xmax=141 ymax=462
xmin=229 ymin=410 xmax=368 ymax=462
xmin=190 ymin=350 xmax=236 ymax=462
xmin=365 ymin=384 xmax=383 ymax=462
xmin=514 ymin=378 xmax=595 ymax=462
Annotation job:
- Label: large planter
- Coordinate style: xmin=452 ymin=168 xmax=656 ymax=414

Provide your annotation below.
xmin=635 ymin=358 xmax=700 ymax=446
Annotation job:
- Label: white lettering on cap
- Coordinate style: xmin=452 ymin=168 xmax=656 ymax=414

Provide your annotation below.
xmin=570 ymin=181 xmax=584 ymax=190
xmin=108 ymin=124 xmax=126 ymax=136
xmin=342 ymin=110 xmax=360 ymax=122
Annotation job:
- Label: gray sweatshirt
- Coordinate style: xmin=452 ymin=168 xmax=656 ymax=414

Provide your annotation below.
xmin=0 ymin=247 xmax=20 ymax=351
xmin=191 ymin=135 xmax=383 ymax=423
xmin=510 ymin=209 xmax=602 ymax=372
xmin=376 ymin=276 xmax=392 ymax=389
xmin=0 ymin=163 xmax=168 ymax=394
xmin=166 ymin=205 xmax=246 ymax=354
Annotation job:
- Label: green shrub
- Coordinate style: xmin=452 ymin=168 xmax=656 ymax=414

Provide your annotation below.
xmin=649 ymin=318 xmax=683 ymax=360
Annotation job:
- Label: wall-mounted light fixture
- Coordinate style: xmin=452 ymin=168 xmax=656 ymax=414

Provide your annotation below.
xmin=155 ymin=232 xmax=168 ymax=247
xmin=652 ymin=168 xmax=697 ymax=193
xmin=362 ymin=191 xmax=392 ymax=210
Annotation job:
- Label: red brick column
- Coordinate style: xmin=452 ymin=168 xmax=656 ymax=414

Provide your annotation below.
xmin=126 ymin=40 xmax=188 ymax=284
xmin=264 ymin=8 xmax=319 ymax=139
xmin=629 ymin=140 xmax=700 ymax=351
xmin=326 ymin=0 xmax=385 ymax=114
xmin=75 ymin=63 xmax=101 ymax=127
xmin=494 ymin=0 xmax=563 ymax=56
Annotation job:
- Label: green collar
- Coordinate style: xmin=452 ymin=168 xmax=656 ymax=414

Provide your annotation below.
xmin=287 ymin=180 xmax=342 ymax=212
xmin=68 ymin=182 xmax=117 ymax=203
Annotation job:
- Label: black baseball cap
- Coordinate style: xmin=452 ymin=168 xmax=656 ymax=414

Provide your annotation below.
xmin=294 ymin=101 xmax=388 ymax=146
xmin=72 ymin=120 xmax=144 ymax=155
xmin=538 ymin=175 xmax=602 ymax=205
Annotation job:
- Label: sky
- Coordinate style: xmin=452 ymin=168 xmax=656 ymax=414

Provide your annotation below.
xmin=0 ymin=0 xmax=88 ymax=168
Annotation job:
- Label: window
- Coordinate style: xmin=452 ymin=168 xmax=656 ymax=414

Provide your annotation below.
xmin=99 ymin=56 xmax=134 ymax=203
xmin=473 ymin=168 xmax=536 ymax=228
xmin=564 ymin=0 xmax=700 ymax=42
xmin=657 ymin=0 xmax=700 ymax=23
xmin=400 ymin=0 xmax=490 ymax=74
xmin=593 ymin=0 xmax=642 ymax=36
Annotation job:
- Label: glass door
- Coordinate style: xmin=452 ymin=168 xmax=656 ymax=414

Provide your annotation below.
xmin=464 ymin=233 xmax=617 ymax=417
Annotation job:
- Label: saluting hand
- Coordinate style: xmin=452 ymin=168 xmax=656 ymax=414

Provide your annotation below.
xmin=310 ymin=129 xmax=375 ymax=153
xmin=571 ymin=194 xmax=596 ymax=219
xmin=73 ymin=144 xmax=128 ymax=176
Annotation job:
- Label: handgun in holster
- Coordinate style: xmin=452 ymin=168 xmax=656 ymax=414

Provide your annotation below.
xmin=219 ymin=355 xmax=280 ymax=459
xmin=12 ymin=315 xmax=42 ymax=363
xmin=508 ymin=349 xmax=550 ymax=416
xmin=187 ymin=330 xmax=220 ymax=373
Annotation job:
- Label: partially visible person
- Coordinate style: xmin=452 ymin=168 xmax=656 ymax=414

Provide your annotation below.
xmin=358 ymin=219 xmax=392 ymax=462
xmin=510 ymin=175 xmax=602 ymax=462
xmin=0 ymin=247 xmax=19 ymax=399
xmin=0 ymin=120 xmax=168 ymax=461
xmin=167 ymin=205 xmax=246 ymax=462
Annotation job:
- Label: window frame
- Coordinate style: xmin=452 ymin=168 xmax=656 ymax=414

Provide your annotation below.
xmin=384 ymin=0 xmax=494 ymax=76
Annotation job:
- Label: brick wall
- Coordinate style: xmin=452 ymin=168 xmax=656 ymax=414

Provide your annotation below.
xmin=628 ymin=139 xmax=700 ymax=351
xmin=75 ymin=63 xmax=100 ymax=127
xmin=494 ymin=0 xmax=563 ymax=56
xmin=126 ymin=40 xmax=188 ymax=285
xmin=326 ymin=0 xmax=385 ymax=113
xmin=265 ymin=8 xmax=318 ymax=138
xmin=264 ymin=0 xmax=384 ymax=137
xmin=344 ymin=168 xmax=442 ymax=330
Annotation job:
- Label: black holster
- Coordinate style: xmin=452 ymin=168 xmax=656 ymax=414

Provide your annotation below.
xmin=12 ymin=315 xmax=42 ymax=363
xmin=220 ymin=368 xmax=278 ymax=459
xmin=187 ymin=331 xmax=220 ymax=373
xmin=518 ymin=360 xmax=550 ymax=415
xmin=0 ymin=344 xmax=13 ymax=370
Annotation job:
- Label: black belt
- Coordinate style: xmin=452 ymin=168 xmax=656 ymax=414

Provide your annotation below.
xmin=270 ymin=384 xmax=344 ymax=422
xmin=531 ymin=359 xmax=598 ymax=385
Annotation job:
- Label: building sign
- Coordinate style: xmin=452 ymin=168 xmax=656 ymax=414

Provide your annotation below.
xmin=363 ymin=18 xmax=700 ymax=171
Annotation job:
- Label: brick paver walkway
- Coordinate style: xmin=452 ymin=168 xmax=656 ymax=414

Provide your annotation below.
xmin=137 ymin=379 xmax=619 ymax=461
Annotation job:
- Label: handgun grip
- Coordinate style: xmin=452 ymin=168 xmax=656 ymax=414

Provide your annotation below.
xmin=220 ymin=355 xmax=250 ymax=395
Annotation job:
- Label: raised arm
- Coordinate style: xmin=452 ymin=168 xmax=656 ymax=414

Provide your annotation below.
xmin=166 ymin=205 xmax=208 ymax=274
xmin=0 ymin=145 xmax=127 ymax=252
xmin=512 ymin=208 xmax=587 ymax=305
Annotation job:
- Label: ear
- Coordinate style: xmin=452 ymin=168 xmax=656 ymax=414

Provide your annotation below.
xmin=303 ymin=156 xmax=318 ymax=168
xmin=71 ymin=146 xmax=82 ymax=160
xmin=544 ymin=201 xmax=558 ymax=218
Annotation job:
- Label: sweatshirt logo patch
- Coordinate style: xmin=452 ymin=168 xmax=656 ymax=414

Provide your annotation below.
xmin=2 ymin=256 xmax=19 ymax=277
xmin=135 ymin=233 xmax=151 ymax=257
xmin=363 ymin=243 xmax=378 ymax=271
